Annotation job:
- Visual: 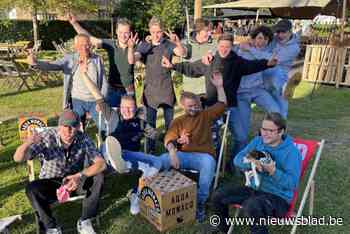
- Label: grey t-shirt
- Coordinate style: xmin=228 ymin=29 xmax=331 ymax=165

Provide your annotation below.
xmin=71 ymin=60 xmax=99 ymax=102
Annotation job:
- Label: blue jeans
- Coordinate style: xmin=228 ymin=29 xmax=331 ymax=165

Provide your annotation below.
xmin=72 ymin=98 xmax=105 ymax=131
xmin=106 ymin=87 xmax=126 ymax=108
xmin=146 ymin=104 xmax=174 ymax=153
xmin=101 ymin=144 xmax=162 ymax=172
xmin=229 ymin=88 xmax=280 ymax=158
xmin=263 ymin=67 xmax=288 ymax=118
xmin=159 ymin=151 xmax=216 ymax=205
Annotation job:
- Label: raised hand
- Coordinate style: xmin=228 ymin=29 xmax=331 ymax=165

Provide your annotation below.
xmin=165 ymin=30 xmax=180 ymax=44
xmin=161 ymin=56 xmax=173 ymax=69
xmin=210 ymin=71 xmax=224 ymax=87
xmin=177 ymin=131 xmax=190 ymax=145
xmin=267 ymin=53 xmax=278 ymax=67
xmin=128 ymin=32 xmax=139 ymax=48
xmin=202 ymin=51 xmax=214 ymax=65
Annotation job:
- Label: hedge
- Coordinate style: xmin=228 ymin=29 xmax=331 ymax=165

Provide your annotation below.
xmin=0 ymin=20 xmax=112 ymax=50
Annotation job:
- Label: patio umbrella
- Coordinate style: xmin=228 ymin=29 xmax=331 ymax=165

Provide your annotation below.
xmin=203 ymin=0 xmax=348 ymax=19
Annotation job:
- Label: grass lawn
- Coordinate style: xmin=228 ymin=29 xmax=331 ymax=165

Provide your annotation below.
xmin=0 ymin=81 xmax=349 ymax=234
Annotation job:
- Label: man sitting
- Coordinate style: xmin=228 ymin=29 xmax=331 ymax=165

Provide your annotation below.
xmin=13 ymin=110 xmax=106 ymax=234
xmin=211 ymin=112 xmax=302 ymax=233
xmin=101 ymin=95 xmax=161 ymax=215
xmin=159 ymin=71 xmax=227 ymax=222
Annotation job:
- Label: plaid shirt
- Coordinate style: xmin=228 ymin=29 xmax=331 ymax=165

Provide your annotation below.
xmin=27 ymin=128 xmax=102 ymax=179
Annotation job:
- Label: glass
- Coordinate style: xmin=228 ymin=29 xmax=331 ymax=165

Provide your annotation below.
xmin=260 ymin=127 xmax=280 ymax=134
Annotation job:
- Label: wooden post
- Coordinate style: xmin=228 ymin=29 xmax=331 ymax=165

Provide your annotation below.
xmin=194 ymin=0 xmax=202 ymax=20
xmin=336 ymin=0 xmax=348 ymax=88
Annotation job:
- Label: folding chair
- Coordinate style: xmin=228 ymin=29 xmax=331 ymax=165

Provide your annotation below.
xmin=24 ymin=127 xmax=100 ymax=234
xmin=227 ymin=138 xmax=325 ymax=234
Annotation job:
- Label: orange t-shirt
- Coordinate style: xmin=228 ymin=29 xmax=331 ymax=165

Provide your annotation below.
xmin=164 ymin=102 xmax=226 ymax=157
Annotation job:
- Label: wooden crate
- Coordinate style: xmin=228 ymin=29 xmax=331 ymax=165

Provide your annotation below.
xmin=139 ymin=170 xmax=197 ymax=232
xmin=302 ymin=44 xmax=350 ymax=87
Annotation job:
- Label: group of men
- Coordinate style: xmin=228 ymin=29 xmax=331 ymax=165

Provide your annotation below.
xmin=15 ymin=14 xmax=303 ymax=234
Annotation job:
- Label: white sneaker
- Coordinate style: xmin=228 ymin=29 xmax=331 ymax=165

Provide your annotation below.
xmin=129 ymin=192 xmax=140 ymax=215
xmin=105 ymin=136 xmax=126 ymax=173
xmin=77 ymin=219 xmax=96 ymax=234
xmin=46 ymin=227 xmax=62 ymax=234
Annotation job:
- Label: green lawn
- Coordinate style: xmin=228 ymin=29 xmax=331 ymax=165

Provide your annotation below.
xmin=0 ymin=81 xmax=349 ymax=234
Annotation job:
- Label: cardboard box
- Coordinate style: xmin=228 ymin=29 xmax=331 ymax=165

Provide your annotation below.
xmin=139 ymin=170 xmax=197 ymax=232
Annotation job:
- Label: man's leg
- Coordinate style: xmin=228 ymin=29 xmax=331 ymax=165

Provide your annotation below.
xmin=254 ymin=89 xmax=281 ymax=114
xmin=211 ymin=185 xmax=253 ymax=232
xmin=87 ymin=101 xmax=106 ymax=132
xmin=242 ymin=192 xmax=289 ymax=234
xmin=122 ymin=150 xmax=162 ymax=175
xmin=228 ymin=97 xmax=252 ymax=160
xmin=71 ymin=99 xmax=86 ymax=120
xmin=25 ymin=178 xmax=62 ymax=230
xmin=79 ymin=173 xmax=104 ymax=220
xmin=175 ymin=151 xmax=216 ymax=221
xmin=145 ymin=106 xmax=158 ymax=154
xmin=162 ymin=104 xmax=174 ymax=130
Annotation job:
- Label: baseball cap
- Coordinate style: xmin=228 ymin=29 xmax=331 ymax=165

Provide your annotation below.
xmin=58 ymin=109 xmax=80 ymax=127
xmin=274 ymin=19 xmax=292 ymax=32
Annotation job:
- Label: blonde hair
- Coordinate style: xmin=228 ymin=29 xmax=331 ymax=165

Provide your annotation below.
xmin=148 ymin=16 xmax=163 ymax=30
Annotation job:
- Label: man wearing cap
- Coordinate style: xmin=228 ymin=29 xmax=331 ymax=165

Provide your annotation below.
xmin=262 ymin=19 xmax=301 ymax=118
xmin=14 ymin=110 xmax=106 ymax=234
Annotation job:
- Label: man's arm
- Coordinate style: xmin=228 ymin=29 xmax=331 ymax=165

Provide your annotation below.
xmin=27 ymin=51 xmax=66 ymax=71
xmin=166 ymin=31 xmax=187 ymax=57
xmin=64 ymin=155 xmax=106 ymax=192
xmin=265 ymin=147 xmax=301 ymax=191
xmin=67 ymin=13 xmax=102 ymax=48
xmin=235 ymin=53 xmax=277 ymax=76
xmin=234 ymin=137 xmax=260 ymax=170
xmin=162 ymin=56 xmax=207 ymax=78
xmin=13 ymin=131 xmax=42 ymax=162
xmin=164 ymin=120 xmax=181 ymax=169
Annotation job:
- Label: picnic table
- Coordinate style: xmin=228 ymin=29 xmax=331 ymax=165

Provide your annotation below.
xmin=0 ymin=42 xmax=29 ymax=59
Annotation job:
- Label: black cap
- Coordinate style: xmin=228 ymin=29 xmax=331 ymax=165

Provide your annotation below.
xmin=274 ymin=19 xmax=292 ymax=32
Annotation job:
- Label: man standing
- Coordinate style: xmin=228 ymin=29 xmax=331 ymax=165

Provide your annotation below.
xmin=135 ymin=16 xmax=187 ymax=153
xmin=182 ymin=18 xmax=216 ymax=95
xmin=27 ymin=34 xmax=108 ymax=130
xmin=211 ymin=112 xmax=301 ymax=233
xmin=14 ymin=110 xmax=106 ymax=234
xmin=264 ymin=19 xmax=301 ymax=118
xmin=159 ymin=72 xmax=226 ymax=222
xmin=68 ymin=14 xmax=138 ymax=107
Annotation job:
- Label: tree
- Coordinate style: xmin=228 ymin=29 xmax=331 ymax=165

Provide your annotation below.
xmin=0 ymin=0 xmax=98 ymax=45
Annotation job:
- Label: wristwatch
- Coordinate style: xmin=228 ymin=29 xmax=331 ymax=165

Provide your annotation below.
xmin=79 ymin=172 xmax=87 ymax=182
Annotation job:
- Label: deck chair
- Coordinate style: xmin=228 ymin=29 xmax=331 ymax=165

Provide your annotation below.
xmin=178 ymin=110 xmax=231 ymax=188
xmin=227 ymin=138 xmax=325 ymax=234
